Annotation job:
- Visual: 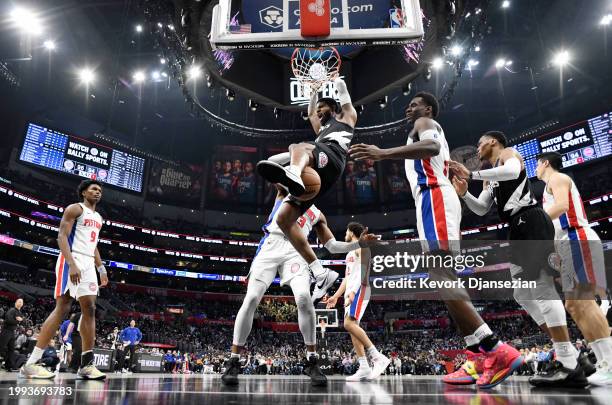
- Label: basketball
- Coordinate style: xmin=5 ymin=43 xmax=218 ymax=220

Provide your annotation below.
xmin=295 ymin=167 xmax=321 ymax=201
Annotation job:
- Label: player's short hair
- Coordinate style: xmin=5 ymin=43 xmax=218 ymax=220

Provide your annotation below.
xmin=483 ymin=131 xmax=508 ymax=147
xmin=414 ymin=92 xmax=439 ymax=118
xmin=536 ymin=152 xmax=562 ymax=170
xmin=317 ymin=97 xmax=339 ymax=113
xmin=77 ymin=180 xmax=102 ymax=201
xmin=347 ymin=222 xmax=365 ymax=238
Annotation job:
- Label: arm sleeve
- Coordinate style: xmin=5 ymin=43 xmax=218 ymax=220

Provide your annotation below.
xmin=324 ymin=239 xmax=360 ymax=254
xmin=461 ymin=189 xmax=494 ymax=216
xmin=334 ymin=78 xmax=351 ymax=106
xmin=418 ymin=129 xmax=441 ymax=143
xmin=471 ymin=157 xmax=521 ymax=181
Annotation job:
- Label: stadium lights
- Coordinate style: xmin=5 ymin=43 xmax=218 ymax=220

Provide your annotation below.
xmin=495 ymin=58 xmax=507 ymax=68
xmin=475 ymin=46 xmax=481 ymax=52
xmin=226 ymin=88 xmax=235 ymax=101
xmin=135 ymin=24 xmax=143 ymax=33
xmin=249 ymin=99 xmax=259 ymax=111
xmin=160 ymin=58 xmax=167 ymax=64
xmin=151 ymin=71 xmax=161 ymax=80
xmin=187 ymin=65 xmax=202 ymax=80
xmin=161 ymin=72 xmax=168 ymax=77
xmin=450 ymin=45 xmax=463 ymax=57
xmin=78 ymin=68 xmax=95 ymax=85
xmin=133 ymin=70 xmax=146 ymax=83
xmin=601 ymin=14 xmax=612 ymax=26
xmin=43 ymin=40 xmax=55 ymax=50
xmin=432 ymin=57 xmax=444 ymax=70
xmin=378 ymin=96 xmax=388 ymax=109
xmin=552 ymin=50 xmax=570 ymax=66
xmin=502 ymin=1 xmax=510 ymax=9
xmin=10 ymin=7 xmax=43 ymax=35
xmin=467 ymin=59 xmax=479 ymax=68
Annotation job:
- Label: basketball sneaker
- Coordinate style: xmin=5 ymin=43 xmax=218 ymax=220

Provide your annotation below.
xmin=311 ymin=270 xmax=339 ymax=304
xmin=346 ymin=365 xmax=372 ymax=382
xmin=77 ymin=365 xmax=106 ymax=380
xmin=221 ymin=357 xmax=240 ymax=386
xmin=368 ymin=354 xmax=391 ymax=380
xmin=304 ymin=355 xmax=327 ymax=387
xmin=19 ymin=364 xmax=56 ymax=379
xmin=528 ymin=360 xmax=588 ymax=388
xmin=588 ymin=360 xmax=612 ymax=386
xmin=442 ymin=350 xmax=485 ymax=385
xmin=578 ymin=352 xmax=596 ymax=377
xmin=476 ymin=343 xmax=524 ymax=389
xmin=256 ymin=161 xmax=305 ymax=196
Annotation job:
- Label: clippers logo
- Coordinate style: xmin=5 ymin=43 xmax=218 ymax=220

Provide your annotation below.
xmin=89 ymin=282 xmax=97 ymax=291
xmin=318 ymin=152 xmax=329 ymax=168
xmin=259 ymin=6 xmax=284 ymax=29
xmin=308 ymin=0 xmax=325 ymax=16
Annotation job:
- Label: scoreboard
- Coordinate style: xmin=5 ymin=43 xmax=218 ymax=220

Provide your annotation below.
xmin=19 ymin=123 xmax=146 ymax=192
xmin=513 ymin=112 xmax=612 ymax=178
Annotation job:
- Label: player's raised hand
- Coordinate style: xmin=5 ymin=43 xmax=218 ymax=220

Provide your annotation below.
xmin=69 ymin=262 xmax=82 ymax=285
xmin=448 ymin=160 xmax=470 ymax=179
xmin=349 ymin=144 xmax=386 ymax=161
xmin=452 ymin=176 xmax=468 ymax=197
xmin=358 ymin=227 xmax=380 ymax=247
xmin=325 ymin=295 xmax=338 ymax=309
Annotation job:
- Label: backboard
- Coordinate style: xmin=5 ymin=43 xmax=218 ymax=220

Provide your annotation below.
xmin=315 ymin=308 xmax=339 ymax=328
xmin=211 ymin=0 xmax=424 ymax=50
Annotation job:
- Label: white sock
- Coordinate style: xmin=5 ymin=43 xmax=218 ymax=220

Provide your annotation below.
xmin=307 ymin=351 xmax=318 ymax=359
xmin=288 ymin=165 xmax=301 ymax=176
xmin=464 ymin=334 xmax=479 ymax=348
xmin=366 ymin=346 xmax=381 ymax=359
xmin=591 ymin=342 xmax=603 ymax=362
xmin=554 ymin=341 xmax=578 ymax=369
xmin=358 ymin=356 xmax=370 ymax=370
xmin=309 ymin=260 xmax=326 ymax=279
xmin=570 ymin=344 xmax=580 ymax=359
xmin=230 ymin=353 xmax=240 ymax=359
xmin=473 ymin=323 xmax=493 ymax=342
xmin=592 ymin=337 xmax=612 ymax=365
xmin=26 ymin=347 xmax=44 ymax=365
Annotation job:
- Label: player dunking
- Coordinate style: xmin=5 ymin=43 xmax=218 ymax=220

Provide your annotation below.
xmin=324 ymin=222 xmax=390 ymax=381
xmin=221 ymin=186 xmax=376 ymax=387
xmin=450 ymin=132 xmax=588 ymax=387
xmin=349 ymin=92 xmax=522 ymax=389
xmin=256 ymin=78 xmax=357 ymax=302
xmin=20 ymin=180 xmax=108 ymax=380
xmin=536 ymin=152 xmax=612 ymax=386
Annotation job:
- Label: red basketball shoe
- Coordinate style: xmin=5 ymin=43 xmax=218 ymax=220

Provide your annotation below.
xmin=476 ymin=343 xmax=524 ymax=389
xmin=442 ymin=350 xmax=485 ymax=385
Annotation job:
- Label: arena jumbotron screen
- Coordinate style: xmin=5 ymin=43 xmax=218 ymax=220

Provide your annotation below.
xmin=19 ymin=123 xmax=146 ymax=192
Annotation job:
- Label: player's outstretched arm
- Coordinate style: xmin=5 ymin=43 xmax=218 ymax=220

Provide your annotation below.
xmin=314 ymin=214 xmax=377 ymax=253
xmin=349 ymin=117 xmax=440 ymax=161
xmin=308 ymin=89 xmax=322 ymax=134
xmin=452 ymin=177 xmax=493 ymax=216
xmin=449 ymin=148 xmax=521 ymax=181
xmin=335 ymin=78 xmax=357 ymax=127
xmin=545 ymin=173 xmax=571 ymax=220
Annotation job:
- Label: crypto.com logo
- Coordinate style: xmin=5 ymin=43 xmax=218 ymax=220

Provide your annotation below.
xmin=259 ymin=6 xmax=283 ymax=29
xmin=308 ymin=0 xmax=325 ymax=16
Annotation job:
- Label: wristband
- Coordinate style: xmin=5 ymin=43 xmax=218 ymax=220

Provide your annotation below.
xmin=96 ymin=265 xmax=107 ymax=276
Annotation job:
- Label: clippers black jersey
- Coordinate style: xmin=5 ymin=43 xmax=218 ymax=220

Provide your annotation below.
xmin=487 ymin=166 xmax=537 ymax=222
xmin=315 ymin=117 xmax=354 ymax=152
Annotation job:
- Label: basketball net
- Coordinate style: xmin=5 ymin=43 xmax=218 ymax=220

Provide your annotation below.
xmin=291 ymin=47 xmax=341 ymax=93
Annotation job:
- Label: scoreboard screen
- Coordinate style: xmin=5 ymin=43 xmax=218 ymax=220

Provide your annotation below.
xmin=512 ymin=112 xmax=612 ymax=178
xmin=19 ymin=123 xmax=146 ymax=192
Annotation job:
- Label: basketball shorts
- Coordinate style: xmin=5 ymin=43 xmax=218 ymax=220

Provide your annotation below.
xmin=556 ymin=227 xmax=607 ymax=293
xmin=248 ymin=235 xmax=311 ymax=287
xmin=508 ymin=206 xmax=555 ymax=280
xmin=345 ymin=285 xmax=370 ymax=322
xmin=415 ymin=185 xmax=461 ymax=255
xmin=288 ymin=140 xmax=346 ymax=214
xmin=55 ymin=252 xmax=99 ymax=299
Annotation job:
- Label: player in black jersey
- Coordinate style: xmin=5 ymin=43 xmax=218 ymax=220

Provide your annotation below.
xmin=450 ymin=131 xmax=589 ymax=388
xmin=256 ymin=78 xmax=358 ymax=302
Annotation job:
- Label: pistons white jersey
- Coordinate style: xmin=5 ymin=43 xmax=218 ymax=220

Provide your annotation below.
xmin=264 ymin=197 xmax=322 ymax=238
xmin=344 ymin=250 xmax=367 ymax=298
xmin=404 ymin=121 xmax=452 ymax=198
xmin=542 ymin=177 xmax=590 ymax=232
xmin=67 ymin=203 xmax=103 ymax=257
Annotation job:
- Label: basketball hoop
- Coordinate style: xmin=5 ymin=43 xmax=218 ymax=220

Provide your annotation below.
xmin=291 ymin=47 xmax=341 ymax=92
xmin=319 ymin=319 xmax=328 ymax=337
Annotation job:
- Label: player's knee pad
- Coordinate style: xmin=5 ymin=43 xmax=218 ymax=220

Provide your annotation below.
xmin=535 ymin=298 xmax=566 ymax=328
xmin=514 ymin=287 xmax=546 ymax=326
xmin=294 ymin=292 xmax=313 ymax=313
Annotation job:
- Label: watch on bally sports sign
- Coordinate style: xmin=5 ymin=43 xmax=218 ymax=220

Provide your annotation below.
xmin=513 ymin=111 xmax=612 ymax=178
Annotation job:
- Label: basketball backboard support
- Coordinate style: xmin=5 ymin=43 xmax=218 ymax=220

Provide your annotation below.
xmin=211 ymin=0 xmax=424 ymax=50
xmin=315 ymin=308 xmax=339 ymax=328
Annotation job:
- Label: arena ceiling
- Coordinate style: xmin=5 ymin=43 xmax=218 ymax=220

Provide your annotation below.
xmin=0 ymin=0 xmax=611 ymax=162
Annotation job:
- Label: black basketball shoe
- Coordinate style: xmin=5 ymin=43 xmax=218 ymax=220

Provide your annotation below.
xmin=304 ymin=355 xmax=327 ymax=387
xmin=578 ymin=352 xmax=596 ymax=377
xmin=221 ymin=356 xmax=240 ymax=386
xmin=528 ymin=360 xmax=588 ymax=388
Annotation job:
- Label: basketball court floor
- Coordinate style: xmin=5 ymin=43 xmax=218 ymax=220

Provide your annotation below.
xmin=0 ymin=373 xmax=610 ymax=405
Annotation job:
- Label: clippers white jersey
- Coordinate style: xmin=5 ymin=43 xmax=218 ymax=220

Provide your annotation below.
xmin=69 ymin=203 xmax=103 ymax=257
xmin=262 ymin=197 xmax=322 ymax=239
xmin=404 ymin=121 xmax=452 ymax=199
xmin=542 ymin=178 xmax=590 ymax=232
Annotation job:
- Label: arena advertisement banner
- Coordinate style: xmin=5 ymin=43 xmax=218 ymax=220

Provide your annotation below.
xmin=93 ymin=349 xmax=114 ymax=372
xmin=137 ymin=354 xmax=164 ymax=372
xmin=147 ymin=160 xmax=203 ymax=208
xmin=208 ymin=145 xmax=258 ymax=205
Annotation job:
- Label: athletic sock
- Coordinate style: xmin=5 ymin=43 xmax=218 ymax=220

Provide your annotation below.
xmin=288 ymin=165 xmax=301 ymax=176
xmin=358 ymin=356 xmax=370 ymax=370
xmin=592 ymin=337 xmax=612 ymax=365
xmin=473 ymin=324 xmax=500 ymax=352
xmin=464 ymin=334 xmax=479 ymax=353
xmin=81 ymin=350 xmax=94 ymax=367
xmin=26 ymin=347 xmax=44 ymax=365
xmin=554 ymin=342 xmax=578 ymax=369
xmin=591 ymin=342 xmax=603 ymax=362
xmin=366 ymin=346 xmax=381 ymax=359
xmin=309 ymin=260 xmax=326 ymax=279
